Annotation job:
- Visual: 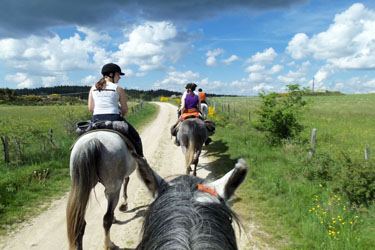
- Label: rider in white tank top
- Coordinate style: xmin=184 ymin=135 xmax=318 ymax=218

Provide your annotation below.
xmin=92 ymin=81 xmax=119 ymax=115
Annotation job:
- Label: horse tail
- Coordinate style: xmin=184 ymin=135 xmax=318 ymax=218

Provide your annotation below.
xmin=185 ymin=135 xmax=196 ymax=170
xmin=66 ymin=138 xmax=102 ymax=248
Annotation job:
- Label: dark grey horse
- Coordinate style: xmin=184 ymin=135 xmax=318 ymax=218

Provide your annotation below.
xmin=134 ymin=156 xmax=248 ymax=250
xmin=177 ymin=118 xmax=208 ymax=176
xmin=66 ymin=131 xmax=138 ymax=250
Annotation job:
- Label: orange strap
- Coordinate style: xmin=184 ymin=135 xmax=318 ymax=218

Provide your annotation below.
xmin=198 ymin=184 xmax=218 ymax=197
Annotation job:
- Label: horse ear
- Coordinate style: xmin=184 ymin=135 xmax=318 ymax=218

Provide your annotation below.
xmin=132 ymin=153 xmax=168 ymax=198
xmin=206 ymin=158 xmax=248 ymax=201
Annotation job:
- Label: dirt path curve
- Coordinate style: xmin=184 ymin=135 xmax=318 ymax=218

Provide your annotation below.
xmin=0 ymin=102 xmax=269 ymax=250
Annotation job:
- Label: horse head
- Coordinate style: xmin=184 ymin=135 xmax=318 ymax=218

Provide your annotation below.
xmin=134 ymin=156 xmax=248 ymax=250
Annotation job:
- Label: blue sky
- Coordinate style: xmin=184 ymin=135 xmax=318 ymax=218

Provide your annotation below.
xmin=0 ymin=0 xmax=375 ymax=95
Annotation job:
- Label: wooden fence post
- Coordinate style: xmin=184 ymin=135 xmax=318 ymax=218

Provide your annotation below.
xmin=49 ymin=128 xmax=56 ymax=148
xmin=248 ymin=111 xmax=251 ymax=122
xmin=309 ymin=128 xmax=317 ymax=158
xmin=1 ymin=136 xmax=10 ymax=167
xmin=365 ymin=144 xmax=370 ymax=160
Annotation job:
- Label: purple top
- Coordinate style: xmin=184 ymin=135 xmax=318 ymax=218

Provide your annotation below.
xmin=185 ymin=94 xmax=199 ymax=109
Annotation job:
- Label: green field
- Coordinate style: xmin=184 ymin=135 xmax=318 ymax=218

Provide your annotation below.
xmin=206 ymin=94 xmax=375 ymax=249
xmin=0 ymin=102 xmax=158 ymax=234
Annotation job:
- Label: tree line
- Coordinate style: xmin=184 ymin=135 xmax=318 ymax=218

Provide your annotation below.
xmin=0 ymin=85 xmax=232 ymax=105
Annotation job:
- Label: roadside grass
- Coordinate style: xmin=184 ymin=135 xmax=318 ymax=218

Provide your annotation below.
xmin=0 ymin=102 xmax=158 ymax=235
xmin=206 ymin=94 xmax=375 ymax=249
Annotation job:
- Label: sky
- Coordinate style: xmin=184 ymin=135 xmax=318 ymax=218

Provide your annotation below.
xmin=1 ymin=0 xmax=375 ymax=96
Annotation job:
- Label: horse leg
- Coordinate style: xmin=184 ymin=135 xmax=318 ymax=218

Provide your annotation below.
xmin=192 ymin=149 xmax=201 ymax=176
xmin=103 ymin=191 xmax=120 ymax=250
xmin=119 ymin=177 xmax=130 ymax=212
xmin=186 ymin=165 xmax=191 ymax=175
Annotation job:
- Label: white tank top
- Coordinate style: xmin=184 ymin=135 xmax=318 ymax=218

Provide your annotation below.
xmin=92 ymin=81 xmax=120 ymax=115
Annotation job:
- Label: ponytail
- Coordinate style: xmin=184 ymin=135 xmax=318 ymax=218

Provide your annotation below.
xmin=95 ymin=77 xmax=106 ymax=91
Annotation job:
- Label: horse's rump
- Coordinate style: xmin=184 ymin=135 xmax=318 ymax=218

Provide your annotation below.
xmin=67 ymin=131 xmax=136 ymax=249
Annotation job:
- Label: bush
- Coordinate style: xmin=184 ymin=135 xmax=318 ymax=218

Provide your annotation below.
xmin=255 ymin=84 xmax=307 ymax=143
xmin=334 ymin=154 xmax=375 ymax=206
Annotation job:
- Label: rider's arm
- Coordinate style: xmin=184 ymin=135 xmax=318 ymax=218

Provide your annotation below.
xmin=88 ymin=86 xmax=95 ymax=114
xmin=180 ymin=92 xmax=187 ymax=111
xmin=117 ymin=86 xmax=128 ymax=117
xmin=197 ymin=95 xmax=201 ymax=112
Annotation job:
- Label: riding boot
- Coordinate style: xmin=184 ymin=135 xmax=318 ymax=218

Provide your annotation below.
xmin=126 ymin=121 xmax=144 ymax=157
xmin=205 ymin=137 xmax=212 ymax=146
xmin=174 ymin=137 xmax=180 ymax=146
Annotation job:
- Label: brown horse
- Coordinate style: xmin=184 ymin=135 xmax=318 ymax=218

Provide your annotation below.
xmin=66 ymin=131 xmax=137 ymax=250
xmin=177 ymin=118 xmax=208 ymax=176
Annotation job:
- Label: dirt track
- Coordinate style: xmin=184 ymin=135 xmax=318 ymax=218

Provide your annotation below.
xmin=0 ymin=102 xmax=272 ymax=250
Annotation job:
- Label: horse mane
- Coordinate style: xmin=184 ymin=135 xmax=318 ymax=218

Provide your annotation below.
xmin=137 ymin=175 xmax=240 ymax=250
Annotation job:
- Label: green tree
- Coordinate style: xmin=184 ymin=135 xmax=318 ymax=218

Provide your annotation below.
xmin=255 ymin=84 xmax=307 ymax=143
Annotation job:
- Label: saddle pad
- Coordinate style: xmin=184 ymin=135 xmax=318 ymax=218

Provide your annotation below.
xmin=69 ymin=129 xmax=136 ymax=152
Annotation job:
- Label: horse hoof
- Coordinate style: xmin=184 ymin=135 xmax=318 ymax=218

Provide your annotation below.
xmin=119 ymin=203 xmax=128 ymax=212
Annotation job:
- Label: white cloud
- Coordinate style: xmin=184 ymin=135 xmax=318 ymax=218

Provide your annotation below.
xmin=286 ymin=33 xmax=309 ymax=59
xmin=114 ymin=21 xmax=192 ymax=71
xmin=363 ymin=78 xmax=375 ymax=87
xmin=81 ymin=75 xmax=97 ymax=85
xmin=206 ymin=48 xmax=225 ymax=66
xmin=222 ymin=55 xmax=239 ymax=65
xmin=0 ymin=21 xmax=193 ymax=88
xmin=153 ymin=70 xmax=200 ymax=90
xmin=253 ymin=83 xmax=274 ymax=93
xmin=268 ymin=64 xmax=283 ymax=74
xmin=5 ymin=73 xmax=34 ymax=88
xmin=0 ymin=27 xmax=109 ymax=88
xmin=206 ymin=56 xmax=217 ymax=67
xmin=313 ymin=64 xmax=336 ymax=89
xmin=286 ymin=3 xmax=375 ymax=69
xmin=247 ymin=48 xmax=277 ymax=64
xmin=42 ymin=76 xmax=57 ymax=87
xmin=277 ymin=60 xmax=311 ymax=84
xmin=245 ymin=64 xmax=265 ymax=72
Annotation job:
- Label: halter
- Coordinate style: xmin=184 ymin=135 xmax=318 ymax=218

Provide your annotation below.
xmin=197 ymin=184 xmax=218 ymax=197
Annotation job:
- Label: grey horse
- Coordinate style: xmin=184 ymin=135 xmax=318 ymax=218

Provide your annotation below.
xmin=66 ymin=131 xmax=138 ymax=250
xmin=177 ymin=118 xmax=208 ymax=176
xmin=200 ymin=102 xmax=209 ymax=120
xmin=134 ymin=156 xmax=249 ymax=250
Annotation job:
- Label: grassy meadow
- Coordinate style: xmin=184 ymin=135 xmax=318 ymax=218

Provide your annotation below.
xmin=0 ymin=102 xmax=158 ymax=234
xmin=207 ymin=94 xmax=375 ymax=249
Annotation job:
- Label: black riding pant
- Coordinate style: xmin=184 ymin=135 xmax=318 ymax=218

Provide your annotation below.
xmin=91 ymin=114 xmax=144 ymax=157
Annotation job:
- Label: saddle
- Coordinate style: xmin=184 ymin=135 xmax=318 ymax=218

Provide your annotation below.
xmin=72 ymin=120 xmax=135 ymax=152
xmin=181 ymin=108 xmax=200 ymax=121
xmin=170 ymin=118 xmax=215 ymax=137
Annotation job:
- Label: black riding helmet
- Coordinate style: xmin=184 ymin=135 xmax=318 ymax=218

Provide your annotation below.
xmin=185 ymin=83 xmax=197 ymax=91
xmin=101 ymin=63 xmax=125 ymax=76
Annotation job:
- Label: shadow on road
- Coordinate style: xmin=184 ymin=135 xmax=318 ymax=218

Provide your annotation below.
xmin=199 ymin=139 xmax=237 ymax=180
xmin=115 ymin=204 xmax=149 ymax=225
